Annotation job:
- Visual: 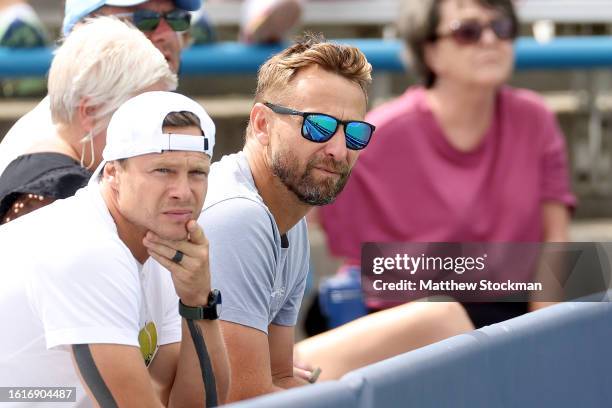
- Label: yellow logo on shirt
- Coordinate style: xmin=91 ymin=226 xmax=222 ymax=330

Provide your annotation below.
xmin=138 ymin=321 xmax=158 ymax=366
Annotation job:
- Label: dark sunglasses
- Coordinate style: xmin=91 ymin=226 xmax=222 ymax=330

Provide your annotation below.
xmin=436 ymin=17 xmax=516 ymax=45
xmin=264 ymin=102 xmax=375 ymax=151
xmin=114 ymin=9 xmax=191 ymax=32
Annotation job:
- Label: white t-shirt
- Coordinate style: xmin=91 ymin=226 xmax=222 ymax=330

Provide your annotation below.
xmin=0 ymin=184 xmax=181 ymax=407
xmin=0 ymin=96 xmax=54 ymax=176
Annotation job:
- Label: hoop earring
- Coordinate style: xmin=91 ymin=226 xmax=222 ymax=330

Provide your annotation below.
xmin=80 ymin=132 xmax=95 ymax=169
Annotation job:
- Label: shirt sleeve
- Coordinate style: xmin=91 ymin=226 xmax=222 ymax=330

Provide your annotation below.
xmin=201 ymin=198 xmax=278 ymax=334
xmin=271 ymin=259 xmax=308 ymax=327
xmin=538 ymin=107 xmax=576 ymax=209
xmin=27 ymin=244 xmax=142 ymax=351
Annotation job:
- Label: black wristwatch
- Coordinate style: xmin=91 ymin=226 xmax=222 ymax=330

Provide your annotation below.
xmin=179 ymin=289 xmax=222 ymax=320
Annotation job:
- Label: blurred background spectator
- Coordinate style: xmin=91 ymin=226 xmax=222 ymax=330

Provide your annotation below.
xmin=239 ymin=0 xmax=302 ymax=43
xmin=317 ymin=0 xmax=576 ymax=330
xmin=0 ymin=0 xmax=48 ymax=96
xmin=191 ymin=0 xmax=303 ymax=45
xmin=0 ymin=0 xmax=200 ymax=176
xmin=0 ymin=0 xmax=47 ymax=47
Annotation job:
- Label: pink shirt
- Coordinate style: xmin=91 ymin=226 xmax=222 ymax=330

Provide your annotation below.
xmin=320 ymin=86 xmax=576 ymax=264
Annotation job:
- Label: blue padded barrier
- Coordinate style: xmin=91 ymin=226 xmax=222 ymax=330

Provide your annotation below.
xmin=342 ymin=333 xmax=496 ymax=408
xmin=475 ymin=302 xmax=612 ymax=408
xmin=222 ymin=380 xmax=358 ymax=408
xmin=217 ymin=296 xmax=611 ymax=407
xmin=341 ymin=299 xmax=612 ymax=408
xmin=2 ymin=36 xmax=612 ymax=78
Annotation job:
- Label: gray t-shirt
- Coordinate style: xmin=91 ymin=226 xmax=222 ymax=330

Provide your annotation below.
xmin=201 ymin=152 xmax=309 ymax=334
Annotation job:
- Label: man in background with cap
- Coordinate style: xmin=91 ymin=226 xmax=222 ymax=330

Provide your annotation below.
xmin=0 ymin=0 xmax=201 ymax=175
xmin=0 ymin=91 xmax=229 ymax=407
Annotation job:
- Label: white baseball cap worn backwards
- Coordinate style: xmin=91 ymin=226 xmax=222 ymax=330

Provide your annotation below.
xmin=90 ymin=91 xmax=215 ymax=182
xmin=63 ymin=0 xmax=202 ymax=35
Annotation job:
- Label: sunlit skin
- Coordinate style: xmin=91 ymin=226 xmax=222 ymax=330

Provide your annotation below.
xmin=102 ymin=125 xmax=210 ymax=264
xmin=100 ymin=0 xmax=183 ymax=73
xmin=266 ymin=67 xmax=365 ymax=206
xmin=246 ymin=64 xmax=367 ymax=234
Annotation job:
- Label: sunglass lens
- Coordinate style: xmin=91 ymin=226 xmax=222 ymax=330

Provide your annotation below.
xmin=304 ymin=114 xmax=338 ymax=143
xmin=345 ymin=122 xmax=373 ymax=150
xmin=166 ymin=10 xmax=191 ymax=32
xmin=492 ymin=18 xmax=516 ymax=40
xmin=453 ymin=20 xmax=482 ymax=44
xmin=132 ymin=10 xmax=160 ymax=31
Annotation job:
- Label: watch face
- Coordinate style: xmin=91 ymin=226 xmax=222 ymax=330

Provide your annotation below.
xmin=205 ymin=289 xmax=222 ymax=319
xmin=208 ymin=290 xmax=221 ymax=305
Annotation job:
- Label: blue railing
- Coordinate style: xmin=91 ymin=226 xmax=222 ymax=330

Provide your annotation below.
xmin=1 ymin=36 xmax=612 ymax=78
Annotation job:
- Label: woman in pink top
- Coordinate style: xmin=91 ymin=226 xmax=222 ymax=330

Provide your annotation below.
xmin=318 ymin=0 xmax=575 ymax=328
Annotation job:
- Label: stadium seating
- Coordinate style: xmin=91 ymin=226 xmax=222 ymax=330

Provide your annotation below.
xmin=27 ymin=0 xmax=612 ymax=33
xmin=204 ymin=0 xmax=612 ymax=27
xmin=2 ymin=36 xmax=612 ymax=77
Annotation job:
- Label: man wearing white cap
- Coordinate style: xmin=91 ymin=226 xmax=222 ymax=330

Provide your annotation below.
xmin=0 ymin=91 xmax=229 ymax=407
xmin=0 ymin=0 xmax=201 ymax=175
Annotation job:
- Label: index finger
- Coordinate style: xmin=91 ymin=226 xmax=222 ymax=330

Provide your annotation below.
xmin=186 ymin=219 xmax=206 ymax=244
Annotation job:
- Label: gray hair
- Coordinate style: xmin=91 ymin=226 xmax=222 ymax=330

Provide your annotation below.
xmin=48 ymin=16 xmax=178 ymax=134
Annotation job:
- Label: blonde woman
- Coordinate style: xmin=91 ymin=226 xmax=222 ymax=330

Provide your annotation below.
xmin=0 ymin=16 xmax=177 ymax=223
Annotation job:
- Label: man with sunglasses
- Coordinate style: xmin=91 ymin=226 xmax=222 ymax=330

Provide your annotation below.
xmin=199 ymin=35 xmax=471 ymax=391
xmin=194 ymin=33 xmax=374 ymax=401
xmin=0 ymin=0 xmax=200 ymax=175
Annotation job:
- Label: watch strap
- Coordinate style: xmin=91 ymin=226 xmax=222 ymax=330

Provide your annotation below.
xmin=178 ymin=289 xmax=221 ymax=320
xmin=179 ymin=300 xmax=206 ymax=320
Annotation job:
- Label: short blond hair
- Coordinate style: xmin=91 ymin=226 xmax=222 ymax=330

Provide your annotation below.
xmin=254 ymin=32 xmax=372 ymax=105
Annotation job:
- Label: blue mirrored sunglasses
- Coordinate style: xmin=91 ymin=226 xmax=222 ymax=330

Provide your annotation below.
xmin=264 ymin=102 xmax=375 ymax=151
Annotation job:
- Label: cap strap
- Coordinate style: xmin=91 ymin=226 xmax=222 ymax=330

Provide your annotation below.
xmin=162 ymin=133 xmax=209 ymax=154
